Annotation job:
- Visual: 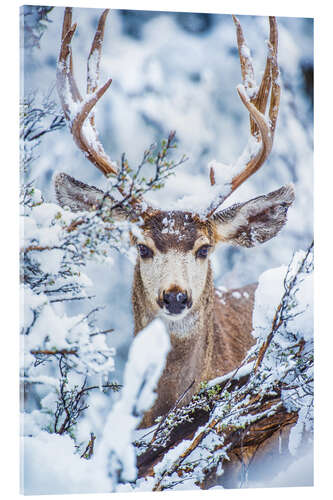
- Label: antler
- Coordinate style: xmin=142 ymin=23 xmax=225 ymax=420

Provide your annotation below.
xmin=57 ymin=8 xmax=119 ymax=179
xmin=57 ymin=10 xmax=281 ymax=219
xmin=206 ymin=16 xmax=280 ymax=217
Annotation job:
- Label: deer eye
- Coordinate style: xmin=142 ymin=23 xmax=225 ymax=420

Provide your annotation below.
xmin=138 ymin=244 xmax=154 ymax=259
xmin=196 ymin=245 xmax=211 ymax=259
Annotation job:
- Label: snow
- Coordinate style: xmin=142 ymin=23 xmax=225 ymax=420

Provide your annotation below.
xmin=30 ymin=247 xmax=63 ymax=274
xmin=21 ymin=284 xmax=46 ymax=330
xmin=22 ymin=203 xmax=67 ymax=249
xmin=22 ymin=375 xmax=58 ymax=388
xmin=287 ymin=262 xmax=313 ymax=341
xmin=207 ymin=361 xmax=255 ymax=389
xmin=253 ymin=250 xmax=313 ymax=344
xmin=116 ymin=476 xmax=156 ymax=493
xmin=240 ymin=44 xmax=251 ymax=59
xmin=22 ymin=318 xmax=170 ymax=494
xmin=96 ymin=318 xmax=170 ymax=485
xmin=24 ymin=302 xmax=78 ymax=351
xmin=252 ymin=265 xmax=287 ymax=339
xmin=87 ymin=47 xmax=100 ymax=91
xmin=247 ymin=444 xmax=313 ymax=488
xmin=30 ymin=202 xmax=61 ymax=227
xmin=153 ymin=439 xmax=191 ymax=478
xmin=232 ymin=128 xmax=262 ymax=172
xmin=288 ymin=405 xmax=307 ymax=456
xmin=23 ymin=431 xmax=110 ymax=495
xmin=161 ymin=215 xmax=181 ymax=235
xmin=23 ymin=410 xmax=51 ymax=437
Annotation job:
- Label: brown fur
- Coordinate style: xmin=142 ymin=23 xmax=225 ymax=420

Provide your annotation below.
xmin=140 ymin=210 xmax=212 ymax=252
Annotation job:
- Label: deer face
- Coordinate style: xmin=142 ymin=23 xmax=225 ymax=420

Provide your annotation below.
xmin=55 ymin=174 xmax=295 ymax=322
xmin=132 ymin=182 xmax=295 ymax=322
xmin=134 ymin=211 xmax=215 ymax=321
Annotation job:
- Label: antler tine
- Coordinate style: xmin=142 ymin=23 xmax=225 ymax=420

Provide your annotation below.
xmin=254 ymin=17 xmax=279 ymax=130
xmin=70 ymin=79 xmax=115 ymax=175
xmin=268 ymin=17 xmax=280 ymax=137
xmin=232 ymin=15 xmax=255 ymax=95
xmin=232 ymin=15 xmax=279 ymax=140
xmin=230 ymin=87 xmax=272 ymax=191
xmin=206 ymin=16 xmax=280 ymax=217
xmin=232 ymin=15 xmax=257 ymax=137
xmin=57 ymin=8 xmax=82 ymax=119
xmin=57 ymin=8 xmax=118 ymax=177
xmin=61 ymin=7 xmax=72 ymax=47
xmin=87 ymin=9 xmax=109 ymax=129
xmin=87 ymin=9 xmax=109 ymax=95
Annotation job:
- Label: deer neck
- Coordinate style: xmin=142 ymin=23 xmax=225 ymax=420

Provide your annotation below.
xmin=162 ymin=267 xmax=216 ymax=397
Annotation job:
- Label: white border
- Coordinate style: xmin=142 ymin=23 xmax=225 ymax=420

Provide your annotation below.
xmin=2 ymin=1 xmax=331 ymax=499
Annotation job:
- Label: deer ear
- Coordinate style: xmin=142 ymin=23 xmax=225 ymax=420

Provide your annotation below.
xmin=54 ymin=172 xmax=128 ymax=221
xmin=211 ymin=184 xmax=295 ymax=248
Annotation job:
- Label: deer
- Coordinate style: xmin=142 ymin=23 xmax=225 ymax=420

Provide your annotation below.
xmin=54 ymin=8 xmax=295 ymax=430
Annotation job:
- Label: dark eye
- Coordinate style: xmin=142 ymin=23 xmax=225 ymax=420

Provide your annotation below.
xmin=196 ymin=245 xmax=211 ymax=259
xmin=138 ymin=244 xmax=154 ymax=259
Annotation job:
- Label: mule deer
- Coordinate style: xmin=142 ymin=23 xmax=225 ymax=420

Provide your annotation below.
xmin=55 ymin=9 xmax=294 ymax=428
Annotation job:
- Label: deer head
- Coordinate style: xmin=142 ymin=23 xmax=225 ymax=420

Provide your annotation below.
xmin=55 ymin=9 xmax=294 ymax=330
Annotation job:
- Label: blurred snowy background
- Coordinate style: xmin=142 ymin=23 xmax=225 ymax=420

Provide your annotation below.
xmin=21 ymin=5 xmax=313 ymax=384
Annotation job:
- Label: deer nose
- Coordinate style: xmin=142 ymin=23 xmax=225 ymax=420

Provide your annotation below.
xmin=163 ymin=290 xmax=188 ymax=314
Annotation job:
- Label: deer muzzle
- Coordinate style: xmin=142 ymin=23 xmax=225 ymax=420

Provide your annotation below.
xmin=159 ymin=288 xmax=193 ymax=315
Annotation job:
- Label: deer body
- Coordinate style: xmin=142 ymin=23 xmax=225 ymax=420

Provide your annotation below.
xmin=54 ymin=9 xmax=295 ymax=430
